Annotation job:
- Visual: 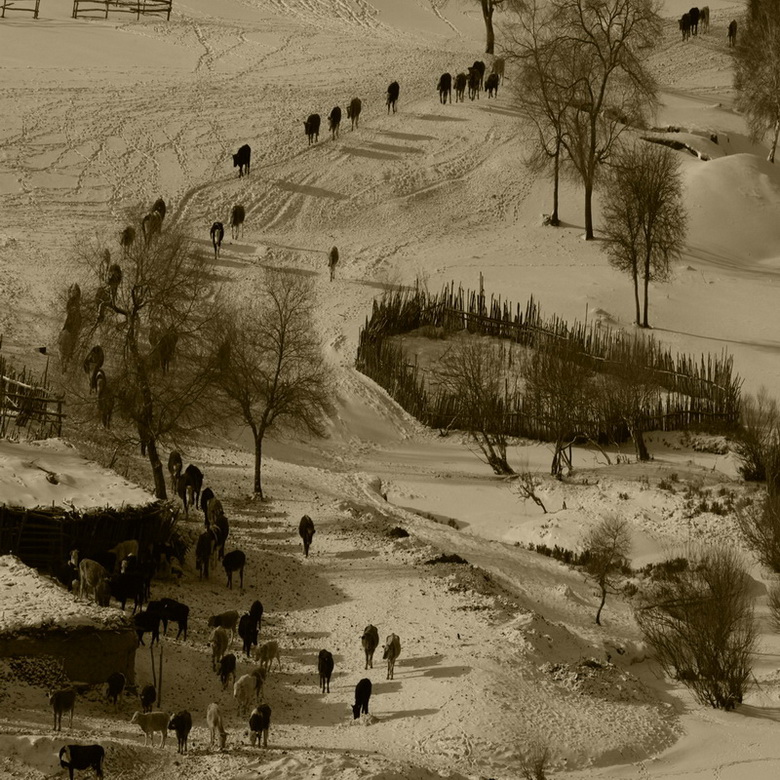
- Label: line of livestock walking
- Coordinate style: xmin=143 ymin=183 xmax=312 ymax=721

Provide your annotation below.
xmin=677 ymin=5 xmax=737 ymax=48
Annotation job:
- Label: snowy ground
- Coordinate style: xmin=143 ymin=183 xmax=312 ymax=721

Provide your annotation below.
xmin=2 ymin=0 xmax=780 ymax=779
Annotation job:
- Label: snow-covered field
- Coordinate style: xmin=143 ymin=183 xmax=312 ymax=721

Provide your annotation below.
xmin=2 ymin=0 xmax=780 ymax=778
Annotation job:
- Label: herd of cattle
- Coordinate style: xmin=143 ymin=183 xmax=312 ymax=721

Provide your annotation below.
xmin=46 ymin=457 xmax=407 ymax=776
xmin=678 ymin=5 xmax=737 ymax=47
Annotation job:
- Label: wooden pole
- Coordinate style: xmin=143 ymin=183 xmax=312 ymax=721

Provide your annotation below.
xmin=157 ymin=643 xmax=163 ymax=707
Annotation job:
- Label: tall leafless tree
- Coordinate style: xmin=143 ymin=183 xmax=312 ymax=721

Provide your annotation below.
xmin=65 ymin=224 xmax=218 ymax=499
xmin=479 ymin=0 xmax=506 ymax=55
xmin=582 ymin=514 xmax=631 ymax=625
xmin=209 ymin=270 xmax=332 ymax=498
xmin=601 ymin=141 xmax=687 ymax=327
xmin=734 ymin=1 xmax=780 ymax=163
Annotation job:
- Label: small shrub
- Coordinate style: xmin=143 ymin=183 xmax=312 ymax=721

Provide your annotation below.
xmin=388 ymin=526 xmax=409 ymax=539
xmin=425 ymin=553 xmax=469 ymax=565
xmin=618 ymin=491 xmax=629 ymax=500
xmin=670 ymin=472 xmax=679 ymax=482
xmin=658 ymin=478 xmax=675 ymax=492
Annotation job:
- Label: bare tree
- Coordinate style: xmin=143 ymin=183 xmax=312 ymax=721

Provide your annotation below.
xmin=479 ymin=0 xmax=506 ymax=55
xmin=533 ymin=0 xmax=661 ymax=240
xmin=582 ymin=514 xmax=631 ymax=625
xmin=519 ymin=738 xmax=552 ymax=780
xmin=512 ymin=466 xmax=548 ymax=513
xmin=736 ymin=491 xmax=780 ymax=572
xmin=523 ymin=338 xmax=597 ymax=478
xmin=209 ymin=270 xmax=332 ymax=498
xmin=601 ymin=141 xmax=687 ymax=327
xmin=432 ymin=336 xmax=516 ymax=475
xmin=635 ymin=545 xmax=756 ymax=710
xmin=67 ymin=222 xmax=218 ymax=499
xmin=734 ymin=1 xmax=780 ymax=163
xmin=732 ymin=389 xmax=780 ymax=483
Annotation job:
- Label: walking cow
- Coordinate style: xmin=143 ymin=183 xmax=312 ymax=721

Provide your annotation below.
xmin=728 ymin=19 xmax=737 ymax=46
xmin=347 ymin=97 xmax=362 ymax=130
xmin=328 ymin=106 xmax=342 ymax=140
xmin=210 ymin=222 xmax=224 ymax=260
xmin=299 ymin=515 xmax=315 ymax=557
xmin=437 ymin=73 xmax=452 ymax=104
xmin=485 ymin=72 xmax=499 ymax=98
xmin=233 ymin=144 xmax=251 ymax=177
xmin=454 ymin=72 xmax=467 ymax=103
xmin=304 ymin=113 xmax=321 ymax=145
xmin=386 ymin=81 xmax=400 ymax=114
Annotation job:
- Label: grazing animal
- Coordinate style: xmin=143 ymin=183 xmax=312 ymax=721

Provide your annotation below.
xmin=106 ymin=672 xmax=126 ymax=710
xmin=679 ymin=13 xmax=691 ymax=41
xmin=120 ymin=226 xmax=136 ymax=254
xmin=184 ymin=463 xmax=203 ymax=509
xmin=248 ymin=704 xmax=272 ymax=748
xmin=130 ymin=710 xmax=170 ymax=747
xmin=383 ymin=633 xmax=401 ymax=680
xmin=152 ymin=197 xmax=166 ymax=221
xmin=139 ymin=684 xmax=156 ymax=713
xmin=48 ymin=688 xmax=76 ymax=731
xmin=77 ymin=558 xmax=109 ymax=604
xmin=167 ymin=450 xmax=183 ymax=494
xmin=141 ymin=210 xmax=162 ymax=243
xmin=200 ymin=486 xmax=215 ymax=517
xmin=328 ymin=245 xmax=339 ymax=282
xmin=485 ymin=72 xmax=499 ymax=98
xmin=318 ymin=649 xmax=334 ymax=694
xmin=196 ymin=531 xmax=213 ymax=579
xmin=108 ymin=569 xmax=145 ymax=612
xmin=688 ymin=6 xmax=700 ymax=35
xmin=254 ymin=639 xmax=282 ymax=674
xmin=352 ymin=678 xmax=372 ymax=719
xmin=210 ymin=626 xmax=231 ymax=671
xmin=699 ymin=5 xmax=709 ymax=33
xmin=472 ymin=60 xmax=486 ymax=89
xmin=208 ymin=610 xmax=240 ymax=641
xmin=468 ymin=67 xmax=481 ymax=100
xmin=206 ymin=702 xmax=228 ymax=751
xmin=233 ymin=143 xmax=251 ymax=177
xmin=249 ymin=599 xmax=264 ymax=632
xmin=218 ymin=653 xmax=237 ymax=690
xmin=304 ymin=113 xmax=321 ymax=145
xmin=233 ymin=674 xmax=257 ymax=717
xmin=454 ymin=72 xmax=467 ymax=102
xmin=230 ymin=204 xmax=245 ymax=239
xmin=728 ymin=19 xmax=737 ymax=46
xmin=59 ymin=745 xmax=104 ymax=780
xmin=361 ymin=624 xmax=379 ymax=669
xmin=223 ymin=549 xmax=246 ymax=589
xmin=328 ymin=105 xmax=342 ymax=139
xmin=158 ymin=597 xmax=189 ymax=640
xmin=239 ymin=613 xmax=259 ymax=658
xmin=134 ymin=610 xmax=161 ymax=646
xmin=168 ymin=710 xmax=192 ymax=754
xmin=491 ymin=56 xmax=505 ymax=84
xmin=347 ymin=97 xmax=362 ymax=130
xmin=386 ymin=80 xmax=400 ymax=113
xmin=299 ymin=514 xmax=315 ymax=557
xmin=210 ymin=221 xmax=225 ymax=259
xmin=437 ymin=72 xmax=452 ymax=104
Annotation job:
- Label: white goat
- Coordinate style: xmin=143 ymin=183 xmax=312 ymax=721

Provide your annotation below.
xmin=233 ymin=674 xmax=256 ymax=717
xmin=206 ymin=702 xmax=227 ymax=750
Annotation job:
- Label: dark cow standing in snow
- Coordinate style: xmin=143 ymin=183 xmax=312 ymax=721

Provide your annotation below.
xmin=233 ymin=144 xmax=251 ymax=177
xmin=699 ymin=5 xmax=709 ymax=33
xmin=491 ymin=56 xmax=505 ymax=84
xmin=679 ymin=13 xmax=691 ymax=41
xmin=352 ymin=678 xmax=372 ymax=719
xmin=471 ymin=60 xmax=486 ymax=89
xmin=454 ymin=72 xmax=467 ymax=102
xmin=485 ymin=72 xmax=499 ymax=98
xmin=468 ymin=67 xmax=481 ymax=100
xmin=347 ymin=97 xmax=362 ymax=130
xmin=386 ymin=81 xmax=400 ymax=114
xmin=299 ymin=514 xmax=315 ymax=557
xmin=437 ymin=72 xmax=452 ymax=104
xmin=688 ymin=6 xmax=700 ymax=35
xmin=59 ymin=745 xmax=104 ymax=780
xmin=304 ymin=113 xmax=321 ymax=145
xmin=728 ymin=19 xmax=737 ymax=46
xmin=230 ymin=204 xmax=245 ymax=239
xmin=328 ymin=106 xmax=342 ymax=140
xmin=210 ymin=221 xmax=224 ymax=259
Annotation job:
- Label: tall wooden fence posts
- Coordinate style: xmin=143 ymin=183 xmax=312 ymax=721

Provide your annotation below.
xmin=0 ymin=354 xmax=64 ymax=440
xmin=0 ymin=0 xmax=40 ymax=18
xmin=72 ymin=0 xmax=172 ymax=20
xmin=356 ymin=284 xmax=742 ymax=445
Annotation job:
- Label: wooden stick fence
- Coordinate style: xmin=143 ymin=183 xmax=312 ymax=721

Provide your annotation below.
xmin=1 ymin=0 xmax=40 ymax=18
xmin=72 ymin=0 xmax=172 ymax=20
xmin=356 ymin=284 xmax=742 ymax=443
xmin=0 ymin=354 xmax=64 ymax=440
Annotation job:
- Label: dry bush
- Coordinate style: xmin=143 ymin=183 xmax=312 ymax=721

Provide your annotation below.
xmin=735 ymin=491 xmax=780 ymax=572
xmin=734 ymin=390 xmax=780 ymax=484
xmin=520 ymin=738 xmax=552 ymax=780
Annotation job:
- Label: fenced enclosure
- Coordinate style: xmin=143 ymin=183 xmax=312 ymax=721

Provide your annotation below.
xmin=0 ymin=353 xmax=64 ymax=440
xmin=72 ymin=0 xmax=172 ymax=20
xmin=356 ymin=283 xmax=742 ymax=443
xmin=0 ymin=0 xmax=40 ymax=18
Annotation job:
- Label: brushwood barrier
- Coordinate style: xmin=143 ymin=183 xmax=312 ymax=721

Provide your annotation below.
xmin=355 ymin=283 xmax=741 ymax=443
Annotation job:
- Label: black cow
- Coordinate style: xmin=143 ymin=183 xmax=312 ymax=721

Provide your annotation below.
xmin=167 ymin=450 xmax=182 ymax=494
xmin=468 ymin=67 xmax=481 ymax=100
xmin=304 ymin=113 xmax=321 ymax=145
xmin=233 ymin=143 xmax=251 ymax=177
xmin=437 ymin=72 xmax=452 ymax=104
xmin=59 ymin=745 xmax=104 ymax=780
xmin=134 ymin=610 xmax=160 ymax=646
xmin=223 ymin=549 xmax=246 ymax=589
xmin=485 ymin=72 xmax=499 ymax=98
xmin=679 ymin=13 xmax=691 ymax=41
xmin=105 ymin=672 xmax=125 ymax=709
xmin=728 ymin=19 xmax=737 ymax=47
xmin=699 ymin=5 xmax=709 ymax=33
xmin=195 ymin=531 xmax=213 ymax=579
xmin=688 ymin=6 xmax=700 ymax=35
xmin=238 ymin=613 xmax=259 ymax=657
xmin=218 ymin=652 xmax=237 ymax=689
xmin=472 ymin=60 xmax=486 ymax=89
xmin=230 ymin=204 xmax=245 ymax=239
xmin=158 ymin=597 xmax=189 ymax=640
xmin=249 ymin=599 xmax=264 ymax=632
xmin=328 ymin=106 xmax=342 ymax=140
xmin=352 ymin=678 xmax=372 ymax=719
xmin=299 ymin=514 xmax=315 ymax=557
xmin=151 ymin=198 xmax=166 ymax=221
xmin=318 ymin=649 xmax=334 ymax=693
xmin=168 ymin=710 xmax=192 ymax=754
xmin=210 ymin=221 xmax=224 ymax=260
xmin=347 ymin=97 xmax=362 ymax=130
xmin=454 ymin=72 xmax=467 ymax=102
xmin=386 ymin=81 xmax=400 ymax=114
xmin=200 ymin=487 xmax=215 ymax=517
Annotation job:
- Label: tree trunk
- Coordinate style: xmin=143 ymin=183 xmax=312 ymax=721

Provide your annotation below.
xmin=642 ymin=263 xmax=651 ymax=327
xmin=146 ymin=436 xmax=167 ymax=500
xmin=630 ymin=423 xmax=650 ymax=461
xmin=551 ymin=145 xmax=560 ymax=226
xmin=253 ymin=431 xmax=264 ymax=499
xmin=632 ymin=266 xmax=641 ymax=324
xmin=595 ymin=586 xmax=607 ymax=625
xmin=481 ymin=0 xmax=495 ymax=55
xmin=769 ymin=117 xmax=779 ymax=163
xmin=584 ymin=181 xmax=594 ymax=240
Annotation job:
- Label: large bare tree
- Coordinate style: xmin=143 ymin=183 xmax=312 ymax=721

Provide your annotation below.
xmin=734 ymin=1 xmax=780 ymax=163
xmin=479 ymin=0 xmax=506 ymax=54
xmin=67 ymin=223 xmax=219 ymax=499
xmin=210 ymin=270 xmax=332 ymax=498
xmin=601 ymin=141 xmax=687 ymax=327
